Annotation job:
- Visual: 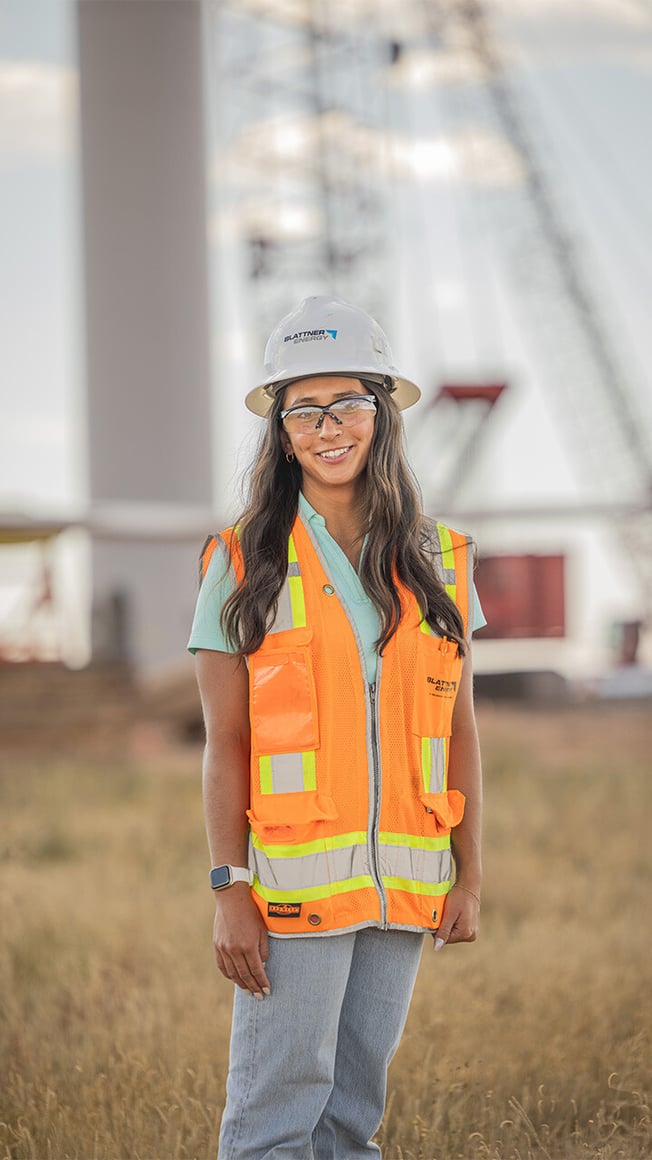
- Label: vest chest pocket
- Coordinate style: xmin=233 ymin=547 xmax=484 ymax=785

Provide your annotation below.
xmin=412 ymin=634 xmax=463 ymax=739
xmin=249 ymin=629 xmax=319 ymax=757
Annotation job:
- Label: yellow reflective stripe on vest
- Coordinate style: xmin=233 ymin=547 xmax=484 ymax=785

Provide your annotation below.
xmin=436 ymin=522 xmax=457 ymax=602
xmin=378 ymin=830 xmax=450 ymax=852
xmin=254 ymin=875 xmax=375 ymax=904
xmin=270 ymin=537 xmax=303 ymax=632
xmin=251 ymin=829 xmax=368 ymax=859
xmin=382 ymin=876 xmax=451 ymax=897
xmin=421 ymin=736 xmax=447 ymax=794
xmin=251 ymin=828 xmax=449 ymax=860
xmin=287 ymin=533 xmax=307 ymax=628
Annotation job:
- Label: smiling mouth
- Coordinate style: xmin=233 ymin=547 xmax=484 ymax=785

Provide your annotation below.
xmin=317 ymin=446 xmax=353 ymax=461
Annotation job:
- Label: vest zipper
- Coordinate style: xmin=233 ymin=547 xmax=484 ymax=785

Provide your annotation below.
xmin=368 ymin=680 xmax=388 ymax=928
xmin=295 ymin=512 xmax=390 ymax=929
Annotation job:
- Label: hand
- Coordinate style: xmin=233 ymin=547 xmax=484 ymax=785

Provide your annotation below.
xmin=433 ymin=883 xmax=480 ymax=951
xmin=212 ymin=883 xmax=271 ymax=998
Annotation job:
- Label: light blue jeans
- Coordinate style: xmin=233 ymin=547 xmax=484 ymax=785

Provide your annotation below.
xmin=217 ymin=927 xmax=425 ymax=1160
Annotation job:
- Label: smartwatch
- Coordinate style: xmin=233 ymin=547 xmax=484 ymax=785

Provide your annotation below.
xmin=210 ymin=864 xmax=254 ymax=891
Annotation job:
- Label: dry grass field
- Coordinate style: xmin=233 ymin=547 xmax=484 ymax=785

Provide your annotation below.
xmin=1 ymin=704 xmax=650 ymax=1160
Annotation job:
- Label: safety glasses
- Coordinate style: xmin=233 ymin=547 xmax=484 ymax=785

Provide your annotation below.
xmin=280 ymin=394 xmax=377 ymax=433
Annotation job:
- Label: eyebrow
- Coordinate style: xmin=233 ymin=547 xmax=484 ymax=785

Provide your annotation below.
xmin=286 ymin=390 xmax=367 ymax=406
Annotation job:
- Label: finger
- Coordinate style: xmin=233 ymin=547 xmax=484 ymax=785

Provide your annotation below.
xmin=215 ymin=949 xmax=245 ymax=988
xmin=259 ymin=925 xmax=270 ymax=974
xmin=218 ymin=952 xmax=258 ymax=994
xmin=231 ymin=952 xmax=270 ymax=998
xmin=433 ymin=913 xmax=457 ymax=950
xmin=447 ymin=926 xmax=477 ymax=944
xmin=445 ymin=907 xmax=479 ymax=945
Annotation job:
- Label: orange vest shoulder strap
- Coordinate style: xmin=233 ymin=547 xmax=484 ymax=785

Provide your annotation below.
xmin=434 ymin=522 xmax=475 ymax=639
xmin=199 ymin=526 xmax=244 ymax=585
xmin=199 ymin=534 xmax=218 ymax=586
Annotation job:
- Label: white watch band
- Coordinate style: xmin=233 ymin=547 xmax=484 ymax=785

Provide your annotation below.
xmin=210 ymin=864 xmax=254 ymax=890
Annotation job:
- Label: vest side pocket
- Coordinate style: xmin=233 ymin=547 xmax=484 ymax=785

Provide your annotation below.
xmin=247 ymin=791 xmax=338 ymax=846
xmin=411 ymin=634 xmax=463 ymax=739
xmin=249 ymin=628 xmax=319 ymax=756
xmin=420 ymin=790 xmax=465 ymax=836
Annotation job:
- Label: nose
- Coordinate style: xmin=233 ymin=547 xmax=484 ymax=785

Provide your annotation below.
xmin=316 ymin=410 xmax=343 ymax=432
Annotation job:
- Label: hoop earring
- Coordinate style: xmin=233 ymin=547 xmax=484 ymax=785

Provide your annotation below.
xmin=285 ymin=451 xmax=295 ymax=464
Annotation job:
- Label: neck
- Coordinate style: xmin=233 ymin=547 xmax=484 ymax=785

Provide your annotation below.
xmin=301 ymin=479 xmax=366 ymax=568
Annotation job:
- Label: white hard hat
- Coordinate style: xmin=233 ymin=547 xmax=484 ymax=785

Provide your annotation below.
xmin=245 ymin=295 xmax=421 ymax=416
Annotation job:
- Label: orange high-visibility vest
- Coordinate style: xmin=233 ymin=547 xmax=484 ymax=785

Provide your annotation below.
xmin=201 ymin=511 xmax=474 ymax=936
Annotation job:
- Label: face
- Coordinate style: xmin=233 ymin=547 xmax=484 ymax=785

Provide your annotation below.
xmin=279 ymin=376 xmax=376 ymax=494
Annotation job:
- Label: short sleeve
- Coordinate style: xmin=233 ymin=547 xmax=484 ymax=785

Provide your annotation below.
xmin=471 ymin=585 xmax=486 ymax=634
xmin=187 ymin=538 xmax=238 ymax=655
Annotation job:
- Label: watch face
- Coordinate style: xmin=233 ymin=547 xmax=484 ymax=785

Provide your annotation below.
xmin=210 ymin=865 xmax=232 ymax=890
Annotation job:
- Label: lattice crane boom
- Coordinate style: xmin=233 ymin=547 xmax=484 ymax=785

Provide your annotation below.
xmin=448 ymin=0 xmax=652 ymax=613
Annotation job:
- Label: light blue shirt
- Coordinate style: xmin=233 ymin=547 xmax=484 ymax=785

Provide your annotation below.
xmin=188 ymin=493 xmax=486 ymax=681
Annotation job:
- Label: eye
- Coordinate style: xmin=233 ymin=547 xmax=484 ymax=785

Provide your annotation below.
xmin=289 ymin=407 xmax=319 ymax=422
xmin=333 ymin=398 xmax=365 ymax=414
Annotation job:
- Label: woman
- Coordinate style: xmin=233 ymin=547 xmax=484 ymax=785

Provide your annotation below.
xmin=189 ymin=296 xmax=484 ymax=1160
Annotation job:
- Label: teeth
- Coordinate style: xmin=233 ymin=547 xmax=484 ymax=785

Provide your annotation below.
xmin=319 ymin=447 xmax=350 ymax=459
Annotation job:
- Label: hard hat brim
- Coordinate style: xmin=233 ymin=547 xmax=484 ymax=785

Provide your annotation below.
xmin=245 ymin=371 xmax=422 ymax=417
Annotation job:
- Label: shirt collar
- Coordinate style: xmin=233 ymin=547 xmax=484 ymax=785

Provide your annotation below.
xmin=298 ymin=491 xmax=327 ymax=528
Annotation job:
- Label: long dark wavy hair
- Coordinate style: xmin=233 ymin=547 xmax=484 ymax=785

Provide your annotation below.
xmin=220 ymin=382 xmax=468 ymax=656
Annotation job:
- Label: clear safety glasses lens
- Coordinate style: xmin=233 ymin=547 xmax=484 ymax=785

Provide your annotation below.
xmin=281 ymin=395 xmax=377 ymax=433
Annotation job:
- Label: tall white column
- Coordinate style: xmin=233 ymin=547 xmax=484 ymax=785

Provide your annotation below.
xmin=77 ymin=0 xmax=213 ymax=672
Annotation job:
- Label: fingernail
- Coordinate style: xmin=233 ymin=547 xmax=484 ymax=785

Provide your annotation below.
xmin=253 ymin=992 xmax=263 ymax=1000
xmin=434 ymin=937 xmax=446 ymax=952
xmin=262 ymin=987 xmax=271 ymax=996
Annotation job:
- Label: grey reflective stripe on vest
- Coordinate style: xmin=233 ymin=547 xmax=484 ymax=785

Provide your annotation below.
xmin=250 ymin=835 xmax=451 ymax=896
xmin=251 ymin=837 xmax=370 ymax=891
xmin=269 ymin=558 xmax=302 ymax=634
xmin=424 ymin=736 xmax=447 ymax=794
xmin=272 ymin=581 xmax=295 ymax=634
xmin=379 ymin=842 xmax=452 ymax=888
xmin=260 ymin=751 xmax=314 ymax=794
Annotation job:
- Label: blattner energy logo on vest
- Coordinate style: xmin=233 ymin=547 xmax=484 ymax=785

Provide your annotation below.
xmin=427 ymin=676 xmax=458 ymax=698
xmin=283 ymin=329 xmax=338 ymax=344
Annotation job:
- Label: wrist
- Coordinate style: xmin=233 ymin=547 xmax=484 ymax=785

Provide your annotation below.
xmin=213 ymin=879 xmax=253 ymax=904
xmin=451 ymin=855 xmax=482 ymax=896
xmin=454 ymin=882 xmax=481 ymax=905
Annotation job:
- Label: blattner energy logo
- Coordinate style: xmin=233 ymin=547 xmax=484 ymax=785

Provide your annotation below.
xmin=284 ymin=329 xmax=338 ymax=344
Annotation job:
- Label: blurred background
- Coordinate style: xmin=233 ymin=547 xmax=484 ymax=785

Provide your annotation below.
xmin=2 ymin=8 xmax=652 ymax=1157
xmin=2 ymin=0 xmax=652 ymax=751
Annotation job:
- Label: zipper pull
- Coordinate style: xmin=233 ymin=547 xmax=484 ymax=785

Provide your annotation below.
xmin=369 ymin=682 xmax=376 ymax=703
